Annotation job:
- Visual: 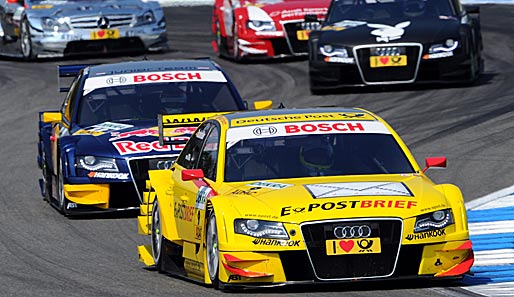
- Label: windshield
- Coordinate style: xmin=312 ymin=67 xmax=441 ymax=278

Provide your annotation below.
xmin=76 ymin=82 xmax=241 ymax=126
xmin=224 ymin=133 xmax=414 ymax=182
xmin=326 ymin=0 xmax=454 ymax=23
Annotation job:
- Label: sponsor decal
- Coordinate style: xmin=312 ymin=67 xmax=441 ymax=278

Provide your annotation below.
xmin=226 ymin=121 xmax=390 ymax=145
xmin=252 ymin=239 xmax=300 ymax=247
xmin=195 ymin=186 xmax=211 ymax=210
xmin=112 ymin=139 xmax=186 ymax=155
xmin=405 ymin=229 xmax=446 ymax=241
xmin=281 ymin=199 xmax=417 ymax=216
xmin=83 ymin=71 xmax=227 ymax=95
xmin=174 ymin=201 xmax=194 ymax=222
xmin=368 ymin=21 xmax=410 ymax=42
xmin=269 ymin=7 xmax=328 ymax=18
xmin=87 ymin=172 xmax=129 ymax=180
xmin=231 ymin=187 xmax=262 ymax=195
xmin=305 ymin=182 xmax=412 ymax=198
xmin=228 ymin=275 xmax=242 ymax=281
xmin=423 ymin=51 xmax=454 ymax=59
xmin=110 ymin=128 xmax=159 ymax=141
xmin=326 ymin=238 xmax=381 ymax=255
xmin=231 ymin=112 xmax=373 ymax=126
xmin=67 ymin=203 xmax=78 ymax=210
xmin=184 ymin=259 xmax=203 ymax=274
xmin=285 ymin=122 xmax=365 ymax=133
xmin=243 ymin=213 xmax=279 ymax=220
xmin=325 ymin=57 xmax=355 ymax=64
xmin=253 ymin=126 xmax=277 ymax=136
xmin=74 ymin=122 xmax=133 ymax=136
xmin=248 ymin=181 xmax=292 ymax=189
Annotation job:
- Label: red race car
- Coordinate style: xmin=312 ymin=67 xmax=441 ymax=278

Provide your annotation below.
xmin=212 ymin=0 xmax=330 ymax=61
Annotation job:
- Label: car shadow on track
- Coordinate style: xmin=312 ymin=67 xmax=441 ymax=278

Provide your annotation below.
xmin=310 ymin=72 xmax=497 ymax=96
xmin=65 ymin=209 xmax=139 ymax=220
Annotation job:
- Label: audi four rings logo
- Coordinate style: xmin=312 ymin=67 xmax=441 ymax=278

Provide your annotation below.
xmin=106 ymin=76 xmax=127 ymax=85
xmin=333 ymin=225 xmax=372 ymax=239
xmin=253 ymin=126 xmax=277 ymax=136
xmin=156 ymin=160 xmax=175 ymax=170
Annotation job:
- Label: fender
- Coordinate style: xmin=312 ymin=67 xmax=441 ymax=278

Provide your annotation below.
xmin=207 ymin=197 xmax=231 ymax=249
xmin=434 ymin=183 xmax=468 ymax=232
xmin=148 ymin=169 xmax=180 ymax=241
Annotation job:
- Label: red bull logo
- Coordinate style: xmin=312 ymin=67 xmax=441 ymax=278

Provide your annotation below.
xmin=110 ymin=128 xmax=158 ymax=141
xmin=109 ymin=126 xmax=196 ymax=141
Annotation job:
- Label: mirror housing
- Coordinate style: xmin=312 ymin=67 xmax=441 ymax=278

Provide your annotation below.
xmin=464 ymin=5 xmax=480 ymax=14
xmin=182 ymin=169 xmax=204 ymax=181
xmin=42 ymin=112 xmax=62 ymax=123
xmin=253 ymin=100 xmax=273 ymax=110
xmin=422 ymin=157 xmax=447 ymax=173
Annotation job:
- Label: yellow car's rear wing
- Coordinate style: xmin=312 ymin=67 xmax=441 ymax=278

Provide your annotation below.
xmin=157 ymin=112 xmax=229 ymax=146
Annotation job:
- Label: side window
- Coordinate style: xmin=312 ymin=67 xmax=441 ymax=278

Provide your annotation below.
xmin=197 ymin=125 xmax=220 ymax=181
xmin=176 ymin=122 xmax=212 ymax=169
xmin=62 ymin=74 xmax=81 ymax=124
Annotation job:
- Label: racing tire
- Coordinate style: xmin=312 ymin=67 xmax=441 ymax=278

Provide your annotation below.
xmin=20 ymin=19 xmax=36 ymax=61
xmin=41 ymin=153 xmax=52 ymax=202
xmin=151 ymin=199 xmax=165 ymax=272
xmin=206 ymin=211 xmax=220 ymax=289
xmin=57 ymin=158 xmax=69 ymax=215
xmin=214 ymin=20 xmax=223 ymax=58
xmin=232 ymin=22 xmax=241 ymax=62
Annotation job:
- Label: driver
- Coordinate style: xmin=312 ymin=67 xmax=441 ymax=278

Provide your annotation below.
xmin=299 ymin=138 xmax=335 ymax=176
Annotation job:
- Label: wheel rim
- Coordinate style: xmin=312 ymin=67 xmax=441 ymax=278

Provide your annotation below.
xmin=206 ymin=214 xmax=219 ymax=281
xmin=151 ymin=200 xmax=162 ymax=264
xmin=215 ymin=21 xmax=221 ymax=50
xmin=233 ymin=25 xmax=239 ymax=60
xmin=21 ymin=22 xmax=31 ymax=58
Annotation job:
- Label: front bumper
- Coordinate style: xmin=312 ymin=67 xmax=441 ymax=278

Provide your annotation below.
xmin=309 ymin=49 xmax=472 ymax=89
xmin=30 ymin=24 xmax=168 ymax=58
xmin=216 ymin=239 xmax=473 ymax=288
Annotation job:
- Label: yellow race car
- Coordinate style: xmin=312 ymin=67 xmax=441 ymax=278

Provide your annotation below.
xmin=138 ymin=108 xmax=473 ymax=289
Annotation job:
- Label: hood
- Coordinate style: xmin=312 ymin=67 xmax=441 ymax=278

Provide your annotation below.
xmin=319 ymin=17 xmax=460 ymax=46
xmin=71 ymin=120 xmax=196 ymax=158
xmin=218 ymin=175 xmax=449 ymax=223
xmin=241 ymin=0 xmax=329 ymax=21
xmin=29 ymin=0 xmax=146 ymax=16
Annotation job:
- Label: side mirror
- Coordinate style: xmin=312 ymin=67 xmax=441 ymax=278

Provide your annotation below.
xmin=42 ymin=112 xmax=62 ymax=123
xmin=422 ymin=156 xmax=447 ymax=173
xmin=253 ymin=100 xmax=273 ymax=110
xmin=464 ymin=5 xmax=480 ymax=14
xmin=182 ymin=169 xmax=204 ymax=181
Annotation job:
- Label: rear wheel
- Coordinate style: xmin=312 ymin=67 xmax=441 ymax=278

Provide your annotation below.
xmin=214 ymin=20 xmax=223 ymax=57
xmin=151 ymin=199 xmax=164 ymax=271
xmin=206 ymin=211 xmax=220 ymax=289
xmin=41 ymin=153 xmax=52 ymax=202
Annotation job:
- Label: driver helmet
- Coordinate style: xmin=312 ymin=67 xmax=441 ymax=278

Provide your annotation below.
xmin=299 ymin=138 xmax=335 ymax=176
xmin=403 ymin=0 xmax=426 ymax=17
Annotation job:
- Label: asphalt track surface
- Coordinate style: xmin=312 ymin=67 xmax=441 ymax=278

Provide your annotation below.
xmin=0 ymin=5 xmax=513 ymax=297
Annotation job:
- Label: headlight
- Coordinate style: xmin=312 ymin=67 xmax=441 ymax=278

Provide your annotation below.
xmin=234 ymin=219 xmax=289 ymax=239
xmin=41 ymin=17 xmax=71 ymax=32
xmin=76 ymin=156 xmax=119 ymax=172
xmin=135 ymin=10 xmax=155 ymax=26
xmin=319 ymin=45 xmax=349 ymax=57
xmin=414 ymin=209 xmax=454 ymax=233
xmin=247 ymin=20 xmax=276 ymax=32
xmin=428 ymin=39 xmax=459 ymax=53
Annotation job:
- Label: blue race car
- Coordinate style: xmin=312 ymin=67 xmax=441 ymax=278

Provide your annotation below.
xmin=37 ymin=59 xmax=272 ymax=215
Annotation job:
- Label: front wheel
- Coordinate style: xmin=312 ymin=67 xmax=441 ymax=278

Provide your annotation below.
xmin=206 ymin=211 xmax=220 ymax=289
xmin=57 ymin=158 xmax=69 ymax=215
xmin=20 ymin=19 xmax=36 ymax=60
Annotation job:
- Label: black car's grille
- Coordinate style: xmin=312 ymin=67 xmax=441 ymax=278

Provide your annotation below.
xmin=70 ymin=14 xmax=134 ymax=29
xmin=282 ymin=21 xmax=321 ymax=55
xmin=355 ymin=44 xmax=422 ymax=84
xmin=301 ymin=219 xmax=402 ymax=280
xmin=128 ymin=157 xmax=177 ymax=197
xmin=64 ymin=38 xmax=145 ymax=55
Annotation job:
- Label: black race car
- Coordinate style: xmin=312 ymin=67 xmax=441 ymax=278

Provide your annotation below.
xmin=308 ymin=0 xmax=483 ymax=93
